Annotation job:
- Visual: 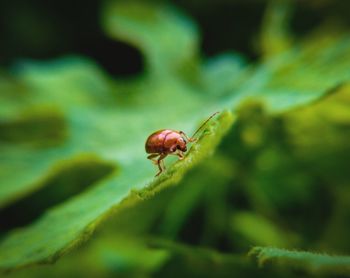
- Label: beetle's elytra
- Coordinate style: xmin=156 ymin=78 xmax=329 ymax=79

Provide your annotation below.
xmin=145 ymin=112 xmax=219 ymax=176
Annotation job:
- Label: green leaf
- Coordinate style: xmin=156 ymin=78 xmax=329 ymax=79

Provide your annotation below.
xmin=102 ymin=1 xmax=199 ymax=77
xmin=249 ymin=246 xmax=350 ymax=276
xmin=230 ymin=29 xmax=350 ymax=112
xmin=1 ymin=235 xmax=171 ymax=278
xmin=0 ymin=101 xmax=234 ymax=271
xmin=259 ymin=0 xmax=293 ymax=57
xmin=0 ymin=52 xmax=236 ymax=270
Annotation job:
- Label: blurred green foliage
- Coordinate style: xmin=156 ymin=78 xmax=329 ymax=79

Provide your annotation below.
xmin=1 ymin=0 xmax=350 ymax=277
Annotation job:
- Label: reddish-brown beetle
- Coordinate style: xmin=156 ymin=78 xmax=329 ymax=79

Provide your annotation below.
xmin=145 ymin=112 xmax=219 ymax=176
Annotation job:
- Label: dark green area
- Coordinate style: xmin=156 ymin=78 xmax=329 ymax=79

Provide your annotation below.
xmin=1 ymin=0 xmax=350 ymax=277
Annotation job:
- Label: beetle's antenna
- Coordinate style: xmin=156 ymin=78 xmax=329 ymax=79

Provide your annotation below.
xmin=191 ymin=111 xmax=220 ymax=139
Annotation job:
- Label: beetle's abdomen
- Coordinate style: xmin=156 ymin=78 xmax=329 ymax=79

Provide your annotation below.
xmin=145 ymin=129 xmax=179 ymax=154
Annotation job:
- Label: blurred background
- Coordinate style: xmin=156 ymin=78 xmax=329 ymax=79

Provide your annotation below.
xmin=2 ymin=0 xmax=350 ymax=74
xmin=1 ymin=0 xmax=350 ymax=277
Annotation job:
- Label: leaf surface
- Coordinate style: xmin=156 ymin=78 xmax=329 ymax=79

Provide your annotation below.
xmin=250 ymin=246 xmax=350 ymax=276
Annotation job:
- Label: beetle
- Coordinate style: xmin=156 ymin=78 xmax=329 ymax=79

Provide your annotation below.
xmin=145 ymin=112 xmax=219 ymax=176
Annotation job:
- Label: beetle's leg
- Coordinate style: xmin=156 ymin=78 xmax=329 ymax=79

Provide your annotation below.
xmin=147 ymin=153 xmax=159 ymax=165
xmin=176 ymin=151 xmax=184 ymax=160
xmin=174 ymin=150 xmax=185 ymax=160
xmin=169 ymin=151 xmax=185 ymax=160
xmin=179 ymin=131 xmax=197 ymax=143
xmin=160 ymin=154 xmax=166 ymax=170
xmin=155 ymin=153 xmax=167 ymax=176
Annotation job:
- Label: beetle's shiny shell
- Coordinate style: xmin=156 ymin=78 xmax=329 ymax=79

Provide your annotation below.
xmin=145 ymin=129 xmax=182 ymax=154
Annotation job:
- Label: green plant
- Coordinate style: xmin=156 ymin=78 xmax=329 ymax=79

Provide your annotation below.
xmin=1 ymin=1 xmax=350 ymax=277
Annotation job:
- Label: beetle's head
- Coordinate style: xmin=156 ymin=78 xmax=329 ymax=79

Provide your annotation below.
xmin=176 ymin=137 xmax=187 ymax=152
